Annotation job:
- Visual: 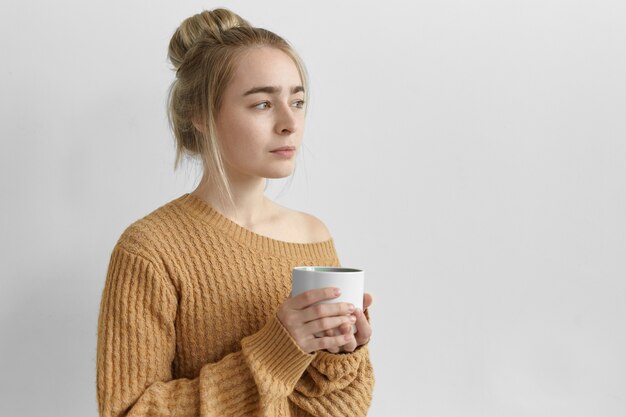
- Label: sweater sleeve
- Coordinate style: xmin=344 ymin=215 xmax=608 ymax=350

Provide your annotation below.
xmin=287 ymin=309 xmax=375 ymax=416
xmin=96 ymin=245 xmax=315 ymax=417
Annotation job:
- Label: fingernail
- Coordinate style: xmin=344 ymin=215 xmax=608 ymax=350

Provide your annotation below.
xmin=334 ymin=288 xmax=341 ymax=296
xmin=347 ymin=304 xmax=355 ymax=312
xmin=355 ymin=308 xmax=362 ymax=317
xmin=349 ymin=315 xmax=357 ymax=322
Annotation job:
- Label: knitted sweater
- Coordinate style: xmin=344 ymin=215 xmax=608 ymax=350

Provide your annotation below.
xmin=96 ymin=193 xmax=374 ymax=416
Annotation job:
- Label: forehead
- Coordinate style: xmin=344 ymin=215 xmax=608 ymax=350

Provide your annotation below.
xmin=229 ymin=46 xmax=302 ymax=90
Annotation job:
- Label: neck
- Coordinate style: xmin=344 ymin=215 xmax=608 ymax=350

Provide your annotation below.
xmin=191 ymin=172 xmax=272 ymax=228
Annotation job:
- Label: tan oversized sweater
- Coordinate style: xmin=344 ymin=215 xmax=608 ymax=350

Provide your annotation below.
xmin=96 ymin=193 xmax=374 ymax=416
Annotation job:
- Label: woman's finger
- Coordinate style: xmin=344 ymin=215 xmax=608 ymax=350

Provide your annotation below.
xmin=338 ymin=324 xmax=357 ymax=353
xmin=363 ymin=292 xmax=373 ymax=310
xmin=353 ymin=308 xmax=372 ymax=345
xmin=302 ymin=301 xmax=355 ymax=323
xmin=325 ymin=328 xmax=341 ymax=353
xmin=312 ymin=331 xmax=352 ymax=353
xmin=289 ymin=287 xmax=341 ymax=310
xmin=304 ymin=315 xmax=355 ymax=338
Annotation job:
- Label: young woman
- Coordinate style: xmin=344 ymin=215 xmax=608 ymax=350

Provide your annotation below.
xmin=96 ymin=8 xmax=374 ymax=416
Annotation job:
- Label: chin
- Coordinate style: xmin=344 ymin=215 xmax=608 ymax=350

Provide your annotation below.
xmin=264 ymin=169 xmax=294 ymax=179
xmin=265 ymin=173 xmax=293 ymax=180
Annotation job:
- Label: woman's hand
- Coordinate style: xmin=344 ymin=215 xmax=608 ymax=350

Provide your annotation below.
xmin=321 ymin=292 xmax=373 ymax=354
xmin=276 ymin=287 xmax=358 ymax=354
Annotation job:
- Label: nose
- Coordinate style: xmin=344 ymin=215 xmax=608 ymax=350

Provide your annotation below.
xmin=274 ymin=102 xmax=298 ymax=135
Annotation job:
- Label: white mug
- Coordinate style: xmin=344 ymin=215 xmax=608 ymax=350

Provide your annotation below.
xmin=291 ymin=266 xmax=364 ymax=334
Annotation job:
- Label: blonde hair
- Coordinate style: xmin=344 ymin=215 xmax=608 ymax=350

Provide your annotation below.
xmin=167 ymin=8 xmax=309 ymax=212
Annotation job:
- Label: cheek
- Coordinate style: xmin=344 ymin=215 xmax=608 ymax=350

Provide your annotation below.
xmin=218 ymin=119 xmax=266 ymax=159
xmin=216 ymin=113 xmax=247 ymax=147
xmin=215 ymin=106 xmax=274 ymax=151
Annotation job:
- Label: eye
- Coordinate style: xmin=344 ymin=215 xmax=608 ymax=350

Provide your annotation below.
xmin=293 ymin=100 xmax=306 ymax=109
xmin=254 ymin=101 xmax=271 ymax=110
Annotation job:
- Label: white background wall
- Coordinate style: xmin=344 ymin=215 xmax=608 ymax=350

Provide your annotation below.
xmin=1 ymin=1 xmax=625 ymax=416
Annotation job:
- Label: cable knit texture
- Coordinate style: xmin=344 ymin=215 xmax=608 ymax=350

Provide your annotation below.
xmin=96 ymin=193 xmax=374 ymax=416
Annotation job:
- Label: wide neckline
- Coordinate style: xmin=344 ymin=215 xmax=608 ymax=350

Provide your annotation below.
xmin=173 ymin=193 xmax=338 ymax=259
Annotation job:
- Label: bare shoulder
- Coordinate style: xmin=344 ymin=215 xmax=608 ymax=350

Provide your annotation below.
xmin=269 ymin=202 xmax=332 ymax=243
xmin=296 ymin=210 xmax=333 ymax=242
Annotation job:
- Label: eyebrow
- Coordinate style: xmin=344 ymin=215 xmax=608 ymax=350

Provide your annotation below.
xmin=242 ymin=85 xmax=305 ymax=96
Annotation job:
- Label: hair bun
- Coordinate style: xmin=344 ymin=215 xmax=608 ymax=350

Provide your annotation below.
xmin=168 ymin=8 xmax=251 ymax=70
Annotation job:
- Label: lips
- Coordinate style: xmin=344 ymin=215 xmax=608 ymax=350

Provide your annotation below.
xmin=271 ymin=146 xmax=296 ymax=152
